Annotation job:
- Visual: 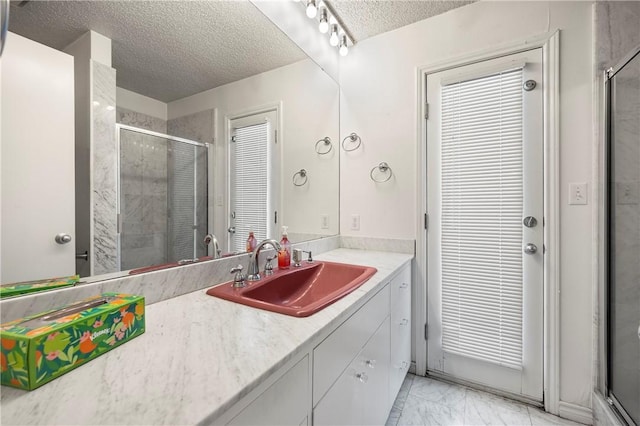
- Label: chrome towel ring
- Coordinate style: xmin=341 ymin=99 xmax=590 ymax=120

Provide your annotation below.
xmin=370 ymin=162 xmax=393 ymax=183
xmin=315 ymin=137 xmax=332 ymax=155
xmin=293 ymin=169 xmax=308 ymax=186
xmin=342 ymin=132 xmax=362 ymax=152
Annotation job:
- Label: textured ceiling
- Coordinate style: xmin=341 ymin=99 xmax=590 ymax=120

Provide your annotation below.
xmin=330 ymin=0 xmax=475 ymax=43
xmin=9 ymin=1 xmax=307 ymax=102
xmin=9 ymin=1 xmax=475 ymax=102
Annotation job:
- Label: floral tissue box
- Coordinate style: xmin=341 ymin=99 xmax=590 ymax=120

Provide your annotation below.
xmin=0 ymin=293 xmax=145 ymax=390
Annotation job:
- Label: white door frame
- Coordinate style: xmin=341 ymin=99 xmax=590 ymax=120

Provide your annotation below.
xmin=225 ymin=102 xmax=283 ymax=251
xmin=415 ymin=31 xmax=560 ymax=414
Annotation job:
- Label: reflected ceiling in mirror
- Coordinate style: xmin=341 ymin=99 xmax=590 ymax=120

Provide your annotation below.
xmin=9 ymin=0 xmax=308 ymax=102
xmin=1 ymin=0 xmax=339 ymax=291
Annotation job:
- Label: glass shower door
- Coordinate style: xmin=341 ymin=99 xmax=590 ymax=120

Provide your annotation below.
xmin=607 ymin=47 xmax=640 ymax=426
xmin=118 ymin=125 xmax=208 ymax=271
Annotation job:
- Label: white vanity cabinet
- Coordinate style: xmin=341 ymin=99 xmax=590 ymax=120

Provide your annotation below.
xmin=219 ymin=260 xmax=412 ymax=426
xmin=313 ymin=262 xmax=411 ymax=426
xmin=389 ymin=264 xmax=412 ymax=406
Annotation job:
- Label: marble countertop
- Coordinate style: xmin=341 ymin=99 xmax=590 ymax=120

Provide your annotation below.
xmin=0 ymin=249 xmax=412 ymax=425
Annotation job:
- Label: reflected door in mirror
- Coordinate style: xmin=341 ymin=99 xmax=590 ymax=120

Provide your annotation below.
xmin=1 ymin=33 xmax=75 ymax=283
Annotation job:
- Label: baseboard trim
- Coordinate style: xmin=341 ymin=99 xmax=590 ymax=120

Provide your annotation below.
xmin=558 ymin=401 xmax=593 ymax=425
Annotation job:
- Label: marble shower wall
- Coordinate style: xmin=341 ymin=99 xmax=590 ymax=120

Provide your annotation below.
xmin=92 ymin=61 xmax=118 ymax=275
xmin=119 ymin=129 xmax=169 ymax=270
xmin=117 ymin=107 xmax=167 ymax=133
xmin=117 ymin=108 xmax=170 ymax=270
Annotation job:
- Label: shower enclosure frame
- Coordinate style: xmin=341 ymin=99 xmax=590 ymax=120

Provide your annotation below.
xmin=115 ymin=123 xmax=211 ymax=270
xmin=603 ymin=43 xmax=640 ymax=426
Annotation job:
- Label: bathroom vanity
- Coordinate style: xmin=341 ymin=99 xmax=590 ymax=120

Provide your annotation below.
xmin=0 ymin=248 xmax=412 ymax=425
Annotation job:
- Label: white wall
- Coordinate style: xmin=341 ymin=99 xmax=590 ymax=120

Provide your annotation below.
xmin=339 ymin=1 xmax=594 ymax=411
xmin=168 ymin=58 xmax=340 ymax=245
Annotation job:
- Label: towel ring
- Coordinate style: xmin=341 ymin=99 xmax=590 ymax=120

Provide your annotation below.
xmin=293 ymin=169 xmax=308 ymax=186
xmin=370 ymin=162 xmax=393 ymax=183
xmin=342 ymin=132 xmax=362 ymax=152
xmin=315 ymin=137 xmax=333 ymax=155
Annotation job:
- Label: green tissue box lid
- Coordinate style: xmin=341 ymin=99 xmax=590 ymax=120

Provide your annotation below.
xmin=0 ymin=275 xmax=80 ymax=298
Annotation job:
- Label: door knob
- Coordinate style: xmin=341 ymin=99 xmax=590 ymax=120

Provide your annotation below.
xmin=227 ymin=226 xmax=236 ymax=234
xmin=524 ymin=243 xmax=537 ymax=255
xmin=55 ymin=233 xmax=72 ymax=244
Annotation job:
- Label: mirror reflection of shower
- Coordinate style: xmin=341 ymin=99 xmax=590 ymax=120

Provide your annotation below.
xmin=116 ymin=125 xmax=209 ymax=271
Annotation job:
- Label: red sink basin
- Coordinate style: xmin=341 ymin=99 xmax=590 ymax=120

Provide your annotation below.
xmin=206 ymin=261 xmax=377 ymax=317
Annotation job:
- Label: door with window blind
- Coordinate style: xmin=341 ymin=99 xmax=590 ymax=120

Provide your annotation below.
xmin=229 ymin=110 xmax=279 ymax=253
xmin=426 ymin=49 xmax=543 ymax=400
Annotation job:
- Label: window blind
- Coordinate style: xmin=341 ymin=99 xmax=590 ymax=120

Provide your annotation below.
xmin=440 ymin=68 xmax=524 ymax=370
xmin=230 ymin=122 xmax=269 ymax=253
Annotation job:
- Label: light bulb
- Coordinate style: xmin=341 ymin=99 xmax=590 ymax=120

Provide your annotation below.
xmin=339 ymin=35 xmax=348 ymax=56
xmin=318 ymin=8 xmax=329 ymax=33
xmin=306 ymin=0 xmax=317 ymax=18
xmin=329 ymin=24 xmax=339 ymax=46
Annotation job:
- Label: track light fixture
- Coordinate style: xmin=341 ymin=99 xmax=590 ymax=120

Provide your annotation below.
xmin=299 ymin=0 xmax=352 ymax=56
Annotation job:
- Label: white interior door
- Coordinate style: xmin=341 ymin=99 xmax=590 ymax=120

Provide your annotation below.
xmin=1 ymin=33 xmax=75 ymax=283
xmin=228 ymin=110 xmax=279 ymax=253
xmin=426 ymin=49 xmax=543 ymax=400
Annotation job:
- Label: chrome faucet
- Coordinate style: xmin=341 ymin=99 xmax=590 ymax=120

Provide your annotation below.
xmin=204 ymin=233 xmax=221 ymax=259
xmin=247 ymin=239 xmax=281 ymax=281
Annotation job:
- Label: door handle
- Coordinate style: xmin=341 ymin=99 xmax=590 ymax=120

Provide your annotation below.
xmin=55 ymin=233 xmax=72 ymax=244
xmin=524 ymin=243 xmax=537 ymax=255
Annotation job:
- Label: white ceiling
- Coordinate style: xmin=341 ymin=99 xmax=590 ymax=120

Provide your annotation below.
xmin=8 ymin=1 xmax=307 ymax=102
xmin=8 ymin=0 xmax=474 ymax=103
xmin=331 ymin=0 xmax=475 ymax=42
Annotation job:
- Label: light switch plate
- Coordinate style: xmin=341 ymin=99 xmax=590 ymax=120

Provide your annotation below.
xmin=569 ymin=183 xmax=588 ymax=205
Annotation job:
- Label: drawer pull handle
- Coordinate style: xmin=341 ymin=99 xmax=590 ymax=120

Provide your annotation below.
xmin=399 ymin=318 xmax=409 ymax=326
xmin=365 ymin=359 xmax=376 ymax=369
xmin=355 ymin=372 xmax=369 ymax=383
xmin=399 ymin=282 xmax=408 ymax=289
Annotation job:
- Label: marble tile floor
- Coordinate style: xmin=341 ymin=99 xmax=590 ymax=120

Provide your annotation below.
xmin=387 ymin=374 xmax=584 ymax=426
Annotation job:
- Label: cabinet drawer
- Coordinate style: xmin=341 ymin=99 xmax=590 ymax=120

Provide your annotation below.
xmin=228 ymin=356 xmax=309 ymax=426
xmin=314 ymin=319 xmax=390 ymax=426
xmin=313 ymin=285 xmax=390 ymax=406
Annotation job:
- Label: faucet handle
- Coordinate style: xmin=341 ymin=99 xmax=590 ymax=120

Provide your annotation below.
xmin=230 ymin=265 xmax=246 ymax=288
xmin=264 ymin=255 xmax=276 ymax=276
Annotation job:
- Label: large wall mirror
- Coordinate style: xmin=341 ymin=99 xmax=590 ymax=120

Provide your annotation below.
xmin=1 ymin=0 xmax=339 ymax=292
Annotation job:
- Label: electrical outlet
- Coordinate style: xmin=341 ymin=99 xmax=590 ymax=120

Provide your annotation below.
xmin=569 ymin=183 xmax=588 ymax=205
xmin=320 ymin=214 xmax=329 ymax=229
xmin=350 ymin=214 xmax=360 ymax=231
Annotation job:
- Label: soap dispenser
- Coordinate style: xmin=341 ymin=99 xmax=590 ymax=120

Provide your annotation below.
xmin=246 ymin=228 xmax=257 ymax=253
xmin=278 ymin=226 xmax=291 ymax=269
